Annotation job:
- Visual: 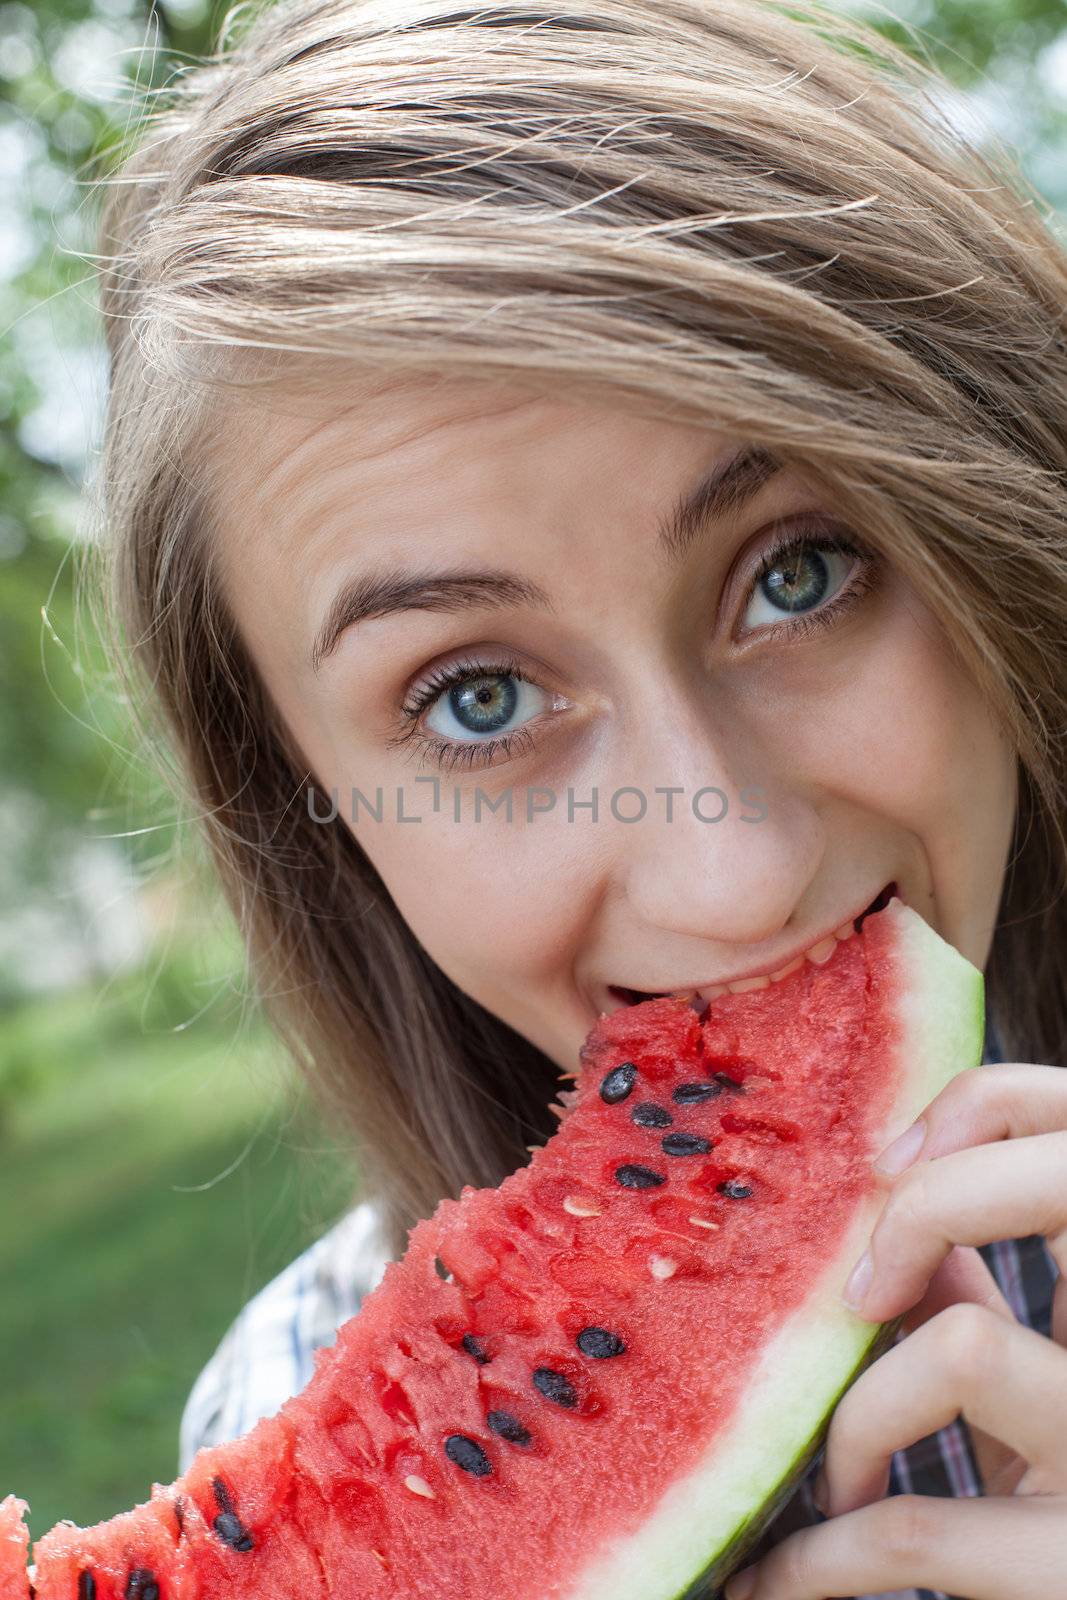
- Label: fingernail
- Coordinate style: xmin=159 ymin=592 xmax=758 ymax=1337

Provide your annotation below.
xmin=874 ymin=1117 xmax=926 ymax=1176
xmin=812 ymin=1468 xmax=829 ymax=1515
xmin=842 ymin=1248 xmax=873 ymax=1311
xmin=725 ymin=1565 xmax=758 ymax=1600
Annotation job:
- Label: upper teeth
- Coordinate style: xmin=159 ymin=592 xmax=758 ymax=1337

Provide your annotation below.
xmin=670 ymin=918 xmax=858 ymax=1003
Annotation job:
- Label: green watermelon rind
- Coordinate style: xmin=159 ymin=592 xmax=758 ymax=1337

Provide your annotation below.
xmin=671 ymin=1311 xmax=904 ymax=1599
xmin=567 ymin=899 xmax=985 ymax=1600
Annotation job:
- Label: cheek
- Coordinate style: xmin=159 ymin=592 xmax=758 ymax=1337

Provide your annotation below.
xmin=843 ymin=605 xmax=1013 ymax=845
xmin=346 ymin=802 xmax=592 ymax=1003
xmin=757 ymin=584 xmax=1016 ymax=959
xmin=872 ymin=611 xmax=1017 ymax=954
xmin=753 ymin=581 xmax=1010 ymax=826
xmin=264 ymin=671 xmax=572 ymax=999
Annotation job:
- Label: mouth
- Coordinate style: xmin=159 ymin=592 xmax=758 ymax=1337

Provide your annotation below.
xmin=607 ymin=880 xmax=901 ymax=1011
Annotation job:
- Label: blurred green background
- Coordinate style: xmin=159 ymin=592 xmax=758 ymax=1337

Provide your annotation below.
xmin=1 ymin=0 xmax=1065 ymax=1547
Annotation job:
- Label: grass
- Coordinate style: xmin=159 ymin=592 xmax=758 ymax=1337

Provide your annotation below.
xmin=0 ymin=947 xmax=359 ymax=1544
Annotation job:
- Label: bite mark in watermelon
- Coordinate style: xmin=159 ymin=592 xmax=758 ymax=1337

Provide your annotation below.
xmin=3 ymin=897 xmax=985 ymax=1598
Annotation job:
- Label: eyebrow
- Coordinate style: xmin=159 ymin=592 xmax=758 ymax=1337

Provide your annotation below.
xmin=657 ymin=444 xmax=781 ymax=563
xmin=309 ymin=443 xmax=783 ymax=673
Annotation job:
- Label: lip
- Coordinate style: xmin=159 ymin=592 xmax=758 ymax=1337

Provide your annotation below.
xmin=604 ymin=879 xmax=902 ymax=1009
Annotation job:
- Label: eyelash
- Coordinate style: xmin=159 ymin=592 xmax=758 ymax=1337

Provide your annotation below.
xmin=387 ymin=523 xmax=878 ymax=772
xmin=387 ymin=652 xmax=539 ymax=773
xmin=748 ymin=523 xmax=877 ymax=644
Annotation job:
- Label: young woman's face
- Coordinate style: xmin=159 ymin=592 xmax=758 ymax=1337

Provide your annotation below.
xmin=215 ymin=379 xmax=1017 ymax=1074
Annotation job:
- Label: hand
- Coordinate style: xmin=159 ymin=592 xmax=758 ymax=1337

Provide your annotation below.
xmin=723 ymin=1063 xmax=1067 ymax=1600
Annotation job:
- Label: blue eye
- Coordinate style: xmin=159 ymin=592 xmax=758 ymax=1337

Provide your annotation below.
xmin=391 ymin=527 xmax=876 ymax=775
xmin=742 ymin=534 xmax=863 ymax=632
xmin=424 ymin=669 xmax=550 ymax=743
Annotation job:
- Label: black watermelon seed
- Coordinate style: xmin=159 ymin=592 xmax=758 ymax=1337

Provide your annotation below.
xmin=576 ymin=1326 xmax=626 ymax=1359
xmin=533 ymin=1366 xmax=579 ymax=1407
xmin=444 ymin=1433 xmax=493 ymax=1476
xmin=614 ymin=1163 xmax=666 ymax=1189
xmin=77 ymin=1574 xmax=96 ymax=1600
xmin=713 ymin=1070 xmax=744 ymax=1091
xmin=210 ymin=1476 xmax=233 ymax=1515
xmin=662 ymin=1131 xmax=713 ymax=1156
xmin=462 ymin=1333 xmax=490 ymax=1365
xmin=631 ymin=1101 xmax=672 ymax=1129
xmin=600 ymin=1061 xmax=637 ymax=1104
xmin=487 ymin=1409 xmax=532 ymax=1445
xmin=125 ymin=1570 xmax=159 ymax=1600
xmin=213 ymin=1511 xmax=254 ymax=1552
xmin=433 ymin=1255 xmax=452 ymax=1281
xmin=717 ymin=1178 xmax=753 ymax=1198
xmin=673 ymin=1081 xmax=722 ymax=1105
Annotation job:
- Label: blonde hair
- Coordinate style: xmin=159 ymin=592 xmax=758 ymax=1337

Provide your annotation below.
xmin=87 ymin=0 xmax=1067 ymax=1260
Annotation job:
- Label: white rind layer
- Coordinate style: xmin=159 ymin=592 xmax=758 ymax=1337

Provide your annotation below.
xmin=564 ymin=899 xmax=985 ymax=1600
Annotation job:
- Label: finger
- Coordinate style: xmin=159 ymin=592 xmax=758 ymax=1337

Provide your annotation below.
xmin=846 ymin=1131 xmax=1067 ymax=1322
xmin=1054 ymin=1269 xmax=1067 ymax=1349
xmin=874 ymin=1063 xmax=1067 ymax=1172
xmin=899 ymin=1245 xmax=1024 ymax=1493
xmin=900 ymin=1243 xmax=1014 ymax=1335
xmin=727 ymin=1494 xmax=1066 ymax=1600
xmin=821 ymin=1303 xmax=1067 ymax=1516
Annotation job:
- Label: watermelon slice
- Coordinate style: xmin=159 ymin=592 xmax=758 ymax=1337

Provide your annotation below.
xmin=0 ymin=1495 xmax=31 ymax=1600
xmin=3 ymin=895 xmax=984 ymax=1599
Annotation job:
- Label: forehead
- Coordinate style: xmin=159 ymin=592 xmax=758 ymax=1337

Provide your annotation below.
xmin=239 ymin=374 xmax=550 ymax=510
xmin=208 ymin=372 xmax=737 ymax=615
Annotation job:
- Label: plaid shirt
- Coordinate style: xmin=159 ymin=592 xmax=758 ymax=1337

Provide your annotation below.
xmin=179 ymin=1020 xmax=1059 ymax=1600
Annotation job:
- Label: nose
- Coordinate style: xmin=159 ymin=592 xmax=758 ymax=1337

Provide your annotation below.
xmin=613 ymin=708 xmax=826 ymax=949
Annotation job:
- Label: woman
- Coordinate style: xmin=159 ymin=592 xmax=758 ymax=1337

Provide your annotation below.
xmin=88 ymin=0 xmax=1067 ymax=1593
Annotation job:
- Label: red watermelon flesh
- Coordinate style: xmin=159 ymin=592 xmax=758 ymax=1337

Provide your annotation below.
xmin=5 ymin=896 xmax=985 ymax=1599
xmin=0 ymin=1495 xmax=30 ymax=1600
